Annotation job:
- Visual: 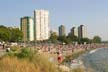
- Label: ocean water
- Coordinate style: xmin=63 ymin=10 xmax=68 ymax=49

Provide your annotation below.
xmin=82 ymin=48 xmax=108 ymax=72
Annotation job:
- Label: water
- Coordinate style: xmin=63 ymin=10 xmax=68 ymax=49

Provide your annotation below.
xmin=82 ymin=48 xmax=108 ymax=72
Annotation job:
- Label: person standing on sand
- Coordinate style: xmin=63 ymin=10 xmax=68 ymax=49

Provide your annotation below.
xmin=57 ymin=52 xmax=63 ymax=64
xmin=2 ymin=44 xmax=5 ymax=49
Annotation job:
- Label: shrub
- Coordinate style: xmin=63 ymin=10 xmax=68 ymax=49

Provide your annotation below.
xmin=0 ymin=47 xmax=57 ymax=72
xmin=10 ymin=46 xmax=20 ymax=52
xmin=16 ymin=48 xmax=32 ymax=58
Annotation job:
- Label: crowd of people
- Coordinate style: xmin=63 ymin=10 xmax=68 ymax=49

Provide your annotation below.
xmin=31 ymin=43 xmax=108 ymax=64
xmin=34 ymin=43 xmax=108 ymax=54
xmin=1 ymin=42 xmax=108 ymax=54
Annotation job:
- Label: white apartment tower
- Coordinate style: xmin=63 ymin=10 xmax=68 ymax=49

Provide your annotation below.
xmin=34 ymin=10 xmax=49 ymax=41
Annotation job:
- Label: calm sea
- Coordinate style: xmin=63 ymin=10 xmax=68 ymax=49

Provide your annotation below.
xmin=82 ymin=48 xmax=108 ymax=72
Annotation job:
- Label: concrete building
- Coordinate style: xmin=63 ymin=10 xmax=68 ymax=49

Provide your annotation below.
xmin=34 ymin=10 xmax=49 ymax=41
xmin=71 ymin=27 xmax=78 ymax=37
xmin=78 ymin=25 xmax=87 ymax=38
xmin=20 ymin=16 xmax=34 ymax=41
xmin=59 ymin=25 xmax=65 ymax=36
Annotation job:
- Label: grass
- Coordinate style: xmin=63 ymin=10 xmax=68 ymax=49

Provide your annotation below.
xmin=0 ymin=56 xmax=40 ymax=72
xmin=0 ymin=47 xmax=87 ymax=72
xmin=71 ymin=68 xmax=85 ymax=72
xmin=0 ymin=47 xmax=57 ymax=72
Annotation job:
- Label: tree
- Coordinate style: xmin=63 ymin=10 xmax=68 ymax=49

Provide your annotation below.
xmin=67 ymin=32 xmax=92 ymax=44
xmin=0 ymin=25 xmax=23 ymax=42
xmin=10 ymin=28 xmax=23 ymax=42
xmin=64 ymin=37 xmax=71 ymax=44
xmin=0 ymin=26 xmax=11 ymax=41
xmin=58 ymin=36 xmax=71 ymax=44
xmin=78 ymin=38 xmax=91 ymax=44
xmin=92 ymin=36 xmax=101 ymax=43
xmin=67 ymin=33 xmax=78 ymax=43
xmin=58 ymin=36 xmax=66 ymax=43
xmin=49 ymin=32 xmax=58 ymax=43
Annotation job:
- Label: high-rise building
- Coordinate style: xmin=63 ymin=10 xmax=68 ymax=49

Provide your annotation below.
xmin=78 ymin=25 xmax=87 ymax=38
xmin=59 ymin=25 xmax=65 ymax=36
xmin=71 ymin=27 xmax=78 ymax=37
xmin=20 ymin=16 xmax=34 ymax=41
xmin=34 ymin=10 xmax=49 ymax=41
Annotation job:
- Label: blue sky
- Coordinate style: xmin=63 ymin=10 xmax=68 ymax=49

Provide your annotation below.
xmin=0 ymin=0 xmax=107 ymax=40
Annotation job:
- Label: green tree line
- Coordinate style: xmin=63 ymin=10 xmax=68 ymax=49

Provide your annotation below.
xmin=0 ymin=25 xmax=23 ymax=42
xmin=49 ymin=32 xmax=102 ymax=44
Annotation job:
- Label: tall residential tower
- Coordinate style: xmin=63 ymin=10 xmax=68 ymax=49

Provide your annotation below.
xmin=59 ymin=25 xmax=65 ymax=37
xmin=34 ymin=10 xmax=49 ymax=41
xmin=78 ymin=25 xmax=87 ymax=38
xmin=20 ymin=16 xmax=34 ymax=41
xmin=71 ymin=27 xmax=78 ymax=37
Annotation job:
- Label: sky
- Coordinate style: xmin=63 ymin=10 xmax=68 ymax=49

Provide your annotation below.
xmin=0 ymin=0 xmax=108 ymax=41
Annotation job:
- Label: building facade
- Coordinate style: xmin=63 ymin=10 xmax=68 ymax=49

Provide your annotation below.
xmin=59 ymin=25 xmax=65 ymax=37
xmin=71 ymin=27 xmax=78 ymax=37
xmin=20 ymin=16 xmax=34 ymax=41
xmin=78 ymin=25 xmax=87 ymax=38
xmin=34 ymin=10 xmax=49 ymax=41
